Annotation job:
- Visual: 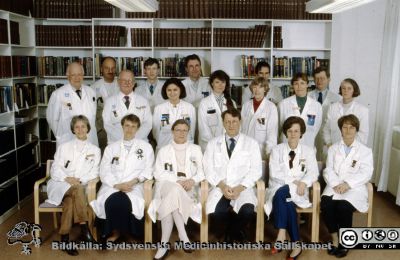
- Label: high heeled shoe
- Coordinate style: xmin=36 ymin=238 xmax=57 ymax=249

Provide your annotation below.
xmin=287 ymin=248 xmax=302 ymax=260
xmin=271 ymin=247 xmax=282 ymax=255
xmin=153 ymin=249 xmax=170 ymax=260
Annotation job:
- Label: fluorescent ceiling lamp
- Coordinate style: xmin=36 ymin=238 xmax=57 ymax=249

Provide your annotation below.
xmin=105 ymin=0 xmax=159 ymax=12
xmin=306 ymin=0 xmax=376 ymax=13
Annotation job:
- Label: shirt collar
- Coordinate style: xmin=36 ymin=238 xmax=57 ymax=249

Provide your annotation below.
xmin=225 ymin=133 xmax=240 ymax=144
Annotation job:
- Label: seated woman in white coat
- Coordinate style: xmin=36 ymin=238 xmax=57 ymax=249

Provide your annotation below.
xmin=204 ymin=109 xmax=262 ymax=242
xmin=149 ymin=119 xmax=204 ymax=260
xmin=152 ymin=78 xmax=196 ymax=152
xmin=278 ymin=73 xmax=322 ymax=148
xmin=321 ymin=114 xmax=373 ymax=258
xmin=323 ymin=78 xmax=369 ymax=148
xmin=264 ymin=116 xmax=318 ymax=259
xmin=198 ymin=70 xmax=236 ymax=152
xmin=90 ymin=114 xmax=154 ymax=242
xmin=241 ymin=76 xmax=278 ymax=160
xmin=46 ymin=115 xmax=100 ymax=256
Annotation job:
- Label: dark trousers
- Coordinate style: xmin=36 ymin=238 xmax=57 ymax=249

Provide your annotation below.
xmin=213 ymin=196 xmax=254 ymax=240
xmin=272 ymin=185 xmax=300 ymax=241
xmin=321 ymin=195 xmax=356 ymax=234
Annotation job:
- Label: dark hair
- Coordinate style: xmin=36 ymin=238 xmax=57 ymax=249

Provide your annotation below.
xmin=222 ymin=108 xmax=241 ymax=121
xmin=250 ymin=76 xmax=269 ymax=96
xmin=339 ymin=78 xmax=361 ymax=97
xmin=121 ymin=114 xmax=141 ymax=128
xmin=291 ymin=72 xmax=309 ymax=85
xmin=171 ymin=119 xmax=190 ymax=131
xmin=101 ymin=56 xmax=116 ymax=66
xmin=161 ymin=78 xmax=187 ymax=100
xmin=255 ymin=61 xmax=271 ymax=74
xmin=313 ymin=66 xmax=330 ymax=78
xmin=338 ymin=114 xmax=360 ymax=132
xmin=209 ymin=70 xmax=234 ymax=109
xmin=70 ymin=115 xmax=91 ymax=134
xmin=282 ymin=116 xmax=306 ymax=138
xmin=184 ymin=54 xmax=201 ymax=68
xmin=144 ymin=57 xmax=160 ymax=69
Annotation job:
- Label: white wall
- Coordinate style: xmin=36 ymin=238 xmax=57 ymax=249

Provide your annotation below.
xmin=330 ymin=0 xmax=387 ymax=146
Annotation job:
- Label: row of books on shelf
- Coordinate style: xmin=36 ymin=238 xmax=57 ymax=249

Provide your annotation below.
xmin=272 ymin=56 xmax=330 ymax=78
xmin=39 ymin=119 xmax=56 ymax=141
xmin=240 ymin=56 xmax=270 ymax=78
xmin=94 ymin=26 xmax=127 ymax=47
xmin=0 ymin=56 xmax=12 ymax=78
xmin=131 ymin=29 xmax=151 ymax=47
xmin=12 ymin=56 xmax=37 ymax=77
xmin=0 ymin=86 xmax=12 ymax=113
xmin=0 ymin=19 xmax=8 ymax=44
xmin=35 ymin=25 xmax=92 ymax=47
xmin=40 ymin=140 xmax=56 ymax=163
xmin=154 ymin=28 xmax=211 ymax=48
xmin=0 ymin=83 xmax=37 ymax=113
xmin=126 ymin=0 xmax=332 ymax=20
xmin=214 ymin=25 xmax=270 ymax=48
xmin=37 ymin=84 xmax=63 ymax=105
xmin=33 ymin=0 xmax=114 ymax=19
xmin=0 ymin=0 xmax=33 ymax=17
xmin=273 ymin=26 xmax=283 ymax=48
xmin=37 ymin=56 xmax=93 ymax=77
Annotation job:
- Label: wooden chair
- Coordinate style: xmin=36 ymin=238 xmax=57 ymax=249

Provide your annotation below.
xmin=33 ymin=160 xmax=99 ymax=239
xmin=144 ymin=179 xmax=154 ymax=243
xmin=296 ymin=181 xmax=320 ymax=242
xmin=355 ymin=182 xmax=373 ymax=227
xmin=200 ymin=180 xmax=266 ymax=242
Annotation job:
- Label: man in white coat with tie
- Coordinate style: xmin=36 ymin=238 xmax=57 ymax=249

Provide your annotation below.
xmin=46 ymin=62 xmax=98 ymax=147
xmin=102 ymin=70 xmax=152 ymax=144
xmin=307 ymin=67 xmax=340 ymax=160
xmin=204 ymin=108 xmax=262 ymax=242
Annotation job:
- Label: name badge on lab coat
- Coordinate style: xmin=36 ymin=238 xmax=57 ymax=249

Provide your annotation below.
xmin=307 ymin=114 xmax=316 ymax=126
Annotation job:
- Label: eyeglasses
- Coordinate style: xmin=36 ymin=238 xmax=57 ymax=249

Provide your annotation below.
xmin=173 ymin=129 xmax=189 ymax=133
xmin=119 ymin=79 xmax=134 ymax=84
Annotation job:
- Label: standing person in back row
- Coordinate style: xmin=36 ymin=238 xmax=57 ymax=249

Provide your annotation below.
xmin=47 ymin=62 xmax=98 ymax=147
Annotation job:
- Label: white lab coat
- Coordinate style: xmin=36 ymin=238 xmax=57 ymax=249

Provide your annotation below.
xmin=242 ymin=84 xmax=283 ymax=105
xmin=204 ymin=134 xmax=262 ymax=214
xmin=46 ymin=139 xmax=101 ymax=206
xmin=46 ymin=84 xmax=98 ymax=147
xmin=322 ymin=100 xmax=369 ymax=146
xmin=198 ymin=95 xmax=236 ymax=152
xmin=148 ymin=142 xmax=205 ymax=223
xmin=278 ymin=95 xmax=323 ymax=148
xmin=182 ymin=77 xmax=212 ymax=108
xmin=92 ymin=78 xmax=119 ymax=107
xmin=135 ymin=80 xmax=165 ymax=112
xmin=241 ymin=97 xmax=278 ymax=158
xmin=322 ymin=140 xmax=373 ymax=212
xmin=102 ymin=92 xmax=152 ymax=144
xmin=90 ymin=139 xmax=154 ymax=219
xmin=152 ymin=100 xmax=196 ymax=150
xmin=264 ymin=143 xmax=318 ymax=217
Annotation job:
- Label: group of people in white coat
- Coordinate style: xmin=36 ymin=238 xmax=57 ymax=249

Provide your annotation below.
xmin=45 ymin=56 xmax=373 ymax=259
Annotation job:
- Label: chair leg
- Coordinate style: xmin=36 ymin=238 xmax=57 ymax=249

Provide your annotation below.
xmin=34 ymin=211 xmax=40 ymax=238
xmin=53 ymin=212 xmax=58 ymax=229
xmin=201 ymin=215 xmax=208 ymax=243
xmin=145 ymin=214 xmax=152 ymax=243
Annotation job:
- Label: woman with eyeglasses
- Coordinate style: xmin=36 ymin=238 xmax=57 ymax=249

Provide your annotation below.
xmin=264 ymin=116 xmax=318 ymax=260
xmin=148 ymin=119 xmax=204 ymax=260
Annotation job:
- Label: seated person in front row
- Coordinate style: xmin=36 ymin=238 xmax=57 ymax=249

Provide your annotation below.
xmin=148 ymin=119 xmax=204 ymax=260
xmin=204 ymin=108 xmax=262 ymax=242
xmin=264 ymin=116 xmax=318 ymax=260
xmin=46 ymin=115 xmax=100 ymax=256
xmin=90 ymin=114 xmax=154 ymax=243
xmin=321 ymin=114 xmax=373 ymax=258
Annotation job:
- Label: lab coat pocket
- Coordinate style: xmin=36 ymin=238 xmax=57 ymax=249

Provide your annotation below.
xmin=214 ymin=153 xmax=223 ymax=168
xmin=206 ymin=112 xmax=218 ymax=127
xmin=255 ymin=120 xmax=267 ymax=140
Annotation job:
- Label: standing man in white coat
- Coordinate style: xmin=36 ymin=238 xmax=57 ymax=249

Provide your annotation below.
xmin=92 ymin=57 xmax=119 ymax=151
xmin=135 ymin=58 xmax=165 ymax=112
xmin=278 ymin=73 xmax=322 ymax=148
xmin=90 ymin=114 xmax=154 ymax=242
xmin=204 ymin=109 xmax=262 ymax=242
xmin=308 ymin=67 xmax=340 ymax=160
xmin=47 ymin=62 xmax=98 ymax=147
xmin=241 ymin=61 xmax=283 ymax=105
xmin=102 ymin=70 xmax=152 ymax=144
xmin=46 ymin=115 xmax=100 ymax=256
xmin=321 ymin=114 xmax=373 ymax=258
xmin=182 ymin=54 xmax=212 ymax=108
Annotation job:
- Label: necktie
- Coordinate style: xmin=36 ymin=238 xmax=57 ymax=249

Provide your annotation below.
xmin=229 ymin=138 xmax=236 ymax=155
xmin=124 ymin=96 xmax=130 ymax=109
xmin=289 ymin=150 xmax=296 ymax=169
xmin=149 ymin=85 xmax=154 ymax=95
xmin=76 ymin=89 xmax=81 ymax=99
xmin=317 ymin=92 xmax=323 ymax=104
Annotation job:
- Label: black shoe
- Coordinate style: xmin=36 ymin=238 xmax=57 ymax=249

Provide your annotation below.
xmin=80 ymin=223 xmax=96 ymax=243
xmin=287 ymin=249 xmax=302 ymax=260
xmin=153 ymin=249 xmax=170 ymax=260
xmin=61 ymin=234 xmax=79 ymax=256
xmin=335 ymin=248 xmax=349 ymax=258
xmin=328 ymin=245 xmax=338 ymax=255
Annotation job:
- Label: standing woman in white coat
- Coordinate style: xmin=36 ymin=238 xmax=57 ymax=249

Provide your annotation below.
xmin=278 ymin=73 xmax=322 ymax=148
xmin=198 ymin=70 xmax=236 ymax=151
xmin=152 ymin=78 xmax=196 ymax=152
xmin=90 ymin=114 xmax=154 ymax=242
xmin=46 ymin=115 xmax=100 ymax=256
xmin=321 ymin=114 xmax=373 ymax=258
xmin=323 ymin=78 xmax=369 ymax=147
xmin=241 ymin=76 xmax=278 ymax=159
xmin=149 ymin=119 xmax=204 ymax=259
xmin=264 ymin=116 xmax=318 ymax=259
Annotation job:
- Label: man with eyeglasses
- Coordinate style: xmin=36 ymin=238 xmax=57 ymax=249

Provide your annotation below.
xmin=102 ymin=70 xmax=152 ymax=144
xmin=47 ymin=62 xmax=98 ymax=147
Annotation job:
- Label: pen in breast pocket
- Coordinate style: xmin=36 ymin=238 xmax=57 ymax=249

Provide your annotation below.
xmin=65 ymin=160 xmax=70 ymax=168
